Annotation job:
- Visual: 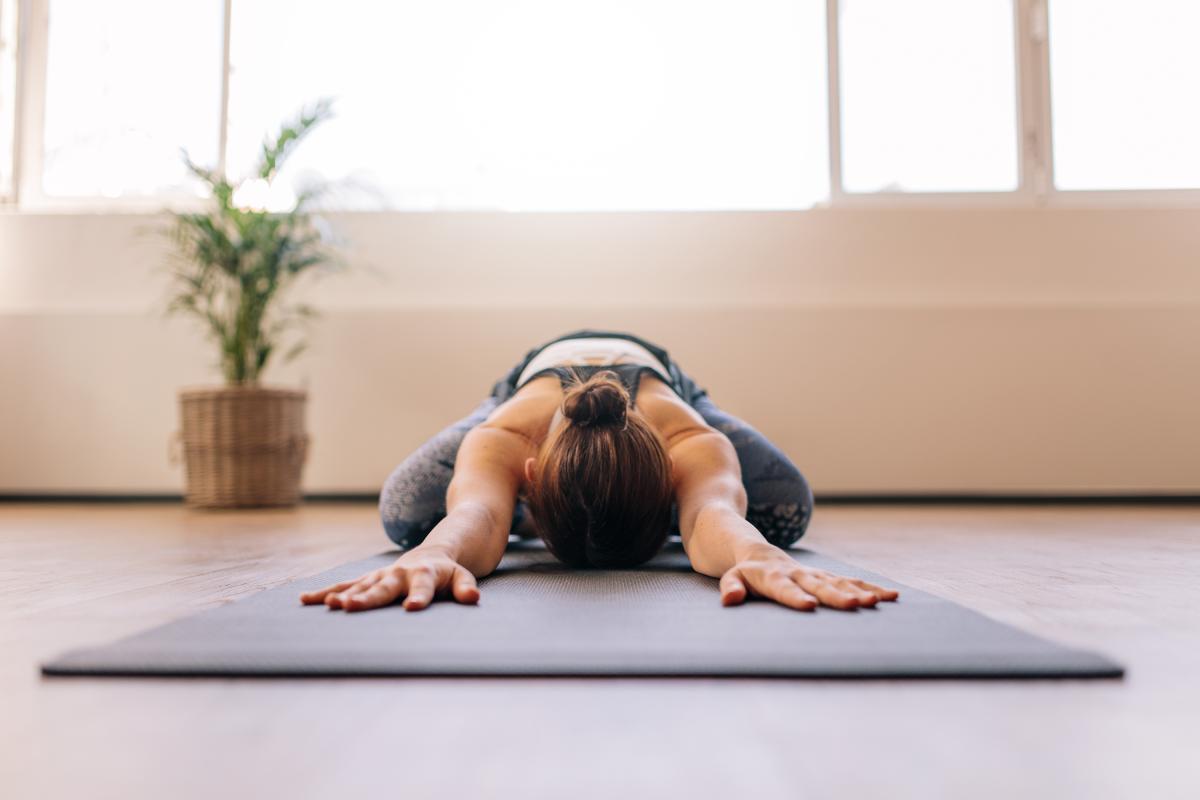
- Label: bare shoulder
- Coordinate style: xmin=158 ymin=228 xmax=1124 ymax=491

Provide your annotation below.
xmin=462 ymin=372 xmax=715 ymax=457
xmin=465 ymin=376 xmax=561 ymax=453
xmin=637 ymin=376 xmax=742 ymax=493
xmin=635 ymin=374 xmax=716 ymax=448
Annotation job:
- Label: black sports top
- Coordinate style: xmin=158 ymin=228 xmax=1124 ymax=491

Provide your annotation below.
xmin=515 ymin=363 xmax=667 ymax=407
xmin=488 ymin=328 xmax=706 ymax=409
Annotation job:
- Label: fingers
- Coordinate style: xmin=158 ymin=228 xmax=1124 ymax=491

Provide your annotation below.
xmin=790 ymin=570 xmax=899 ymax=610
xmin=402 ymin=567 xmax=438 ymax=611
xmin=722 ymin=564 xmax=878 ymax=612
xmin=719 ymin=568 xmax=747 ymax=606
xmin=312 ymin=558 xmax=484 ymax=613
xmin=848 ymin=577 xmax=900 ymax=602
xmin=450 ymin=566 xmax=480 ymax=605
xmin=833 ymin=578 xmax=881 ymax=607
xmin=767 ymin=576 xmax=818 ymax=611
xmin=299 ymin=579 xmax=358 ymax=605
xmin=793 ymin=572 xmax=865 ymax=610
xmin=343 ymin=573 xmax=405 ymax=612
xmin=326 ymin=575 xmax=381 ymax=606
xmin=327 ymin=571 xmax=384 ymax=610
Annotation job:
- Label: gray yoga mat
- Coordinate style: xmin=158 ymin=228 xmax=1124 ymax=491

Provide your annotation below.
xmin=42 ymin=543 xmax=1122 ymax=679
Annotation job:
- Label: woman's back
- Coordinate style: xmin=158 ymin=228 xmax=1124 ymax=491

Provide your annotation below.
xmin=483 ymin=336 xmax=712 ymax=457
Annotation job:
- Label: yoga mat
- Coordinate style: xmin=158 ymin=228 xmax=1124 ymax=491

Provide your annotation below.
xmin=41 ymin=543 xmax=1123 ymax=679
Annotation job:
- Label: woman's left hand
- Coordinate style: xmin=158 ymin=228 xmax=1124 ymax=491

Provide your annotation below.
xmin=719 ymin=549 xmax=900 ymax=611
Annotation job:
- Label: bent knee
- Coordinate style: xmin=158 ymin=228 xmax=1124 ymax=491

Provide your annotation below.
xmin=749 ymin=500 xmax=812 ymax=548
xmin=379 ymin=459 xmax=452 ymax=551
xmin=747 ymin=464 xmax=814 ymax=548
xmin=381 ymin=515 xmax=435 ymax=551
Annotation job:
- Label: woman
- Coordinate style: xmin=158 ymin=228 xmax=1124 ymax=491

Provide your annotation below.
xmin=301 ymin=329 xmax=898 ymax=612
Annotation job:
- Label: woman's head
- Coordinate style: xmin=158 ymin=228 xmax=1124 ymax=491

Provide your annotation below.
xmin=523 ymin=370 xmax=674 ymax=568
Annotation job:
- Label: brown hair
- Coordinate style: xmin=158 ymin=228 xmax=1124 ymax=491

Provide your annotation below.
xmin=526 ymin=370 xmax=673 ymax=568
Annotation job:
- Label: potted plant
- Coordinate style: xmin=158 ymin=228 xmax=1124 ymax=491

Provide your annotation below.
xmin=161 ymin=99 xmax=345 ymax=508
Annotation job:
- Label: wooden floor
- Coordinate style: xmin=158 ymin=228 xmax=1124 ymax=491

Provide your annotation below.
xmin=2 ymin=502 xmax=1198 ymax=799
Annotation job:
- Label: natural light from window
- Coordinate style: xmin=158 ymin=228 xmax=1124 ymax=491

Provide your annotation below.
xmin=41 ymin=0 xmax=223 ymax=198
xmin=226 ymin=0 xmax=829 ymax=211
xmin=26 ymin=0 xmax=1200 ymax=208
xmin=838 ymin=0 xmax=1018 ymax=194
xmin=1049 ymin=0 xmax=1200 ymax=191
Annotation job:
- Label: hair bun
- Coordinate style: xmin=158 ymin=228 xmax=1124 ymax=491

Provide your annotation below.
xmin=562 ymin=371 xmax=629 ymax=428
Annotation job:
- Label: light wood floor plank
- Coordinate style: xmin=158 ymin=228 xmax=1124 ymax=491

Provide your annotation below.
xmin=1 ymin=502 xmax=1197 ymax=799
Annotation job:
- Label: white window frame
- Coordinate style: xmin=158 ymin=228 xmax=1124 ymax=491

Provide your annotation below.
xmin=4 ymin=0 xmax=1200 ymax=212
xmin=1035 ymin=0 xmax=1200 ymax=206
xmin=826 ymin=0 xmax=1044 ymax=207
xmin=827 ymin=0 xmax=1200 ymax=208
xmin=9 ymin=0 xmax=228 ymax=213
xmin=0 ymin=0 xmax=20 ymax=203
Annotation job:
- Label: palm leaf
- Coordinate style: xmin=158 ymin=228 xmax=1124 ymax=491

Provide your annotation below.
xmin=158 ymin=100 xmax=344 ymax=385
xmin=257 ymin=97 xmax=336 ymax=181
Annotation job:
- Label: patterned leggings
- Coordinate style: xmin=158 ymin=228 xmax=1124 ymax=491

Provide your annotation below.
xmin=379 ymin=389 xmax=814 ymax=553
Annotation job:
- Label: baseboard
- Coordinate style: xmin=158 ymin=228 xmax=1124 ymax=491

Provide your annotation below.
xmin=816 ymin=493 xmax=1200 ymax=505
xmin=0 ymin=492 xmax=379 ymax=504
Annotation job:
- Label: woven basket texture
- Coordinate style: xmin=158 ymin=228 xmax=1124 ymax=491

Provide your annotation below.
xmin=178 ymin=386 xmax=308 ymax=508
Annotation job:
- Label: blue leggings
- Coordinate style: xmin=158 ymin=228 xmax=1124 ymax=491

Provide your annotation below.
xmin=379 ymin=387 xmax=814 ymax=552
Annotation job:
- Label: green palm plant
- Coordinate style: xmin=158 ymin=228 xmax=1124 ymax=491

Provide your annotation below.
xmin=162 ymin=98 xmax=345 ymax=385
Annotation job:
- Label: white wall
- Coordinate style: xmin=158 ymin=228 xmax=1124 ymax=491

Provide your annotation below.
xmin=2 ymin=208 xmax=1198 ymax=494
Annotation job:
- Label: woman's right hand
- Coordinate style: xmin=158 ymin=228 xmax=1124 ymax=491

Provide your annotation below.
xmin=299 ymin=549 xmax=480 ymax=612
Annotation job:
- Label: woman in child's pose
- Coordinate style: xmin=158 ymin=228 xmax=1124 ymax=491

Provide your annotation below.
xmin=301 ymin=329 xmax=898 ymax=612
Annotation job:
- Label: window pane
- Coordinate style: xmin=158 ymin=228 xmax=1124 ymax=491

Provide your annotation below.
xmin=41 ymin=0 xmax=223 ymax=198
xmin=838 ymin=0 xmax=1018 ymax=193
xmin=1049 ymin=0 xmax=1200 ymax=191
xmin=227 ymin=0 xmax=828 ymax=211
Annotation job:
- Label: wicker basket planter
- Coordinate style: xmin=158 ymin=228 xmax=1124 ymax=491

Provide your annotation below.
xmin=176 ymin=386 xmax=309 ymax=509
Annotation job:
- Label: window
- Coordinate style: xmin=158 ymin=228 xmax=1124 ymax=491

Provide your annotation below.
xmin=1048 ymin=0 xmax=1200 ymax=191
xmin=226 ymin=0 xmax=829 ymax=211
xmin=7 ymin=0 xmax=1200 ymax=209
xmin=0 ymin=0 xmax=17 ymax=199
xmin=837 ymin=0 xmax=1018 ymax=194
xmin=39 ymin=0 xmax=223 ymax=198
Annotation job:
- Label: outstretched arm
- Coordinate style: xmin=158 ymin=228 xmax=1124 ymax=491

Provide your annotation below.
xmin=670 ymin=427 xmax=898 ymax=610
xmin=301 ymin=424 xmax=529 ymax=612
